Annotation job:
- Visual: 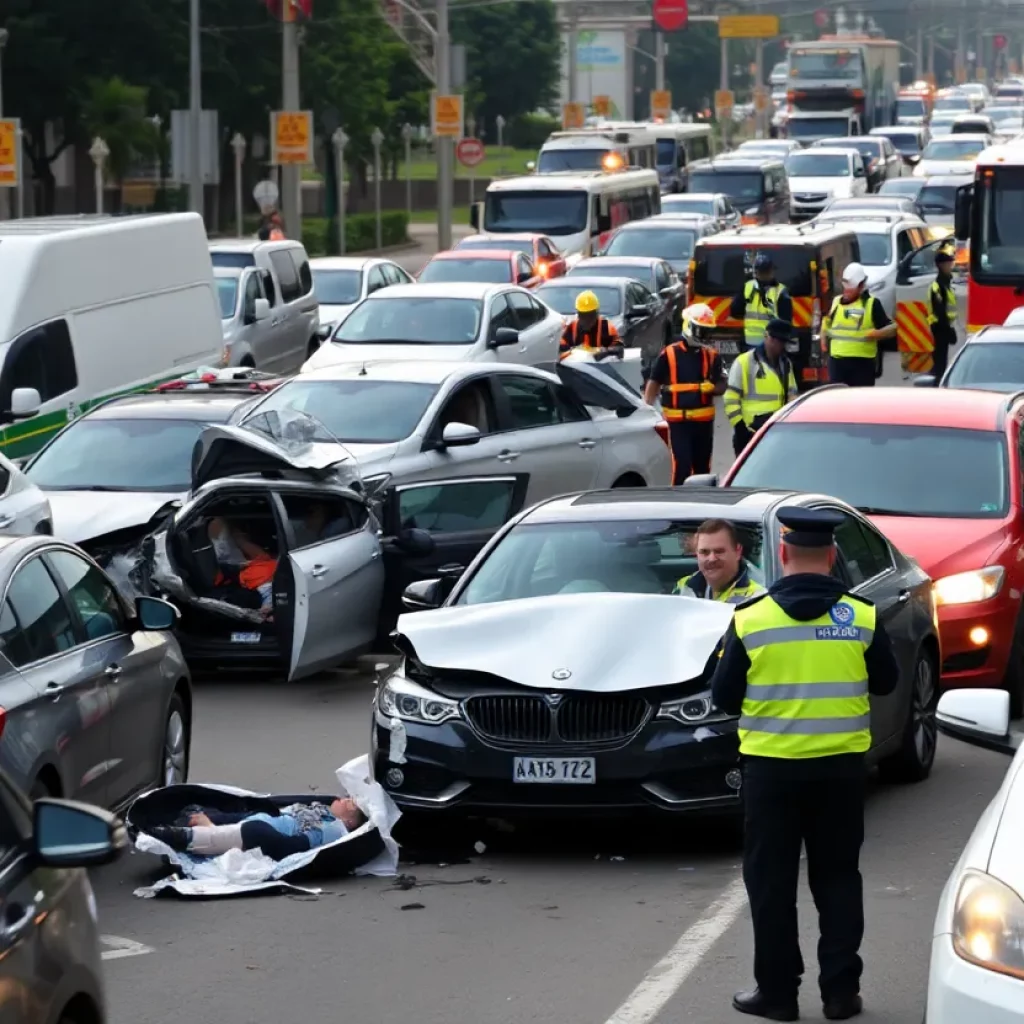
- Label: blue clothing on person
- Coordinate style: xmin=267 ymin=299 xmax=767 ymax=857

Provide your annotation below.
xmin=245 ymin=807 xmax=349 ymax=849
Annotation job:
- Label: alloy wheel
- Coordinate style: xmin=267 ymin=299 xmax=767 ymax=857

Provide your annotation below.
xmin=912 ymin=656 xmax=938 ymax=768
xmin=163 ymin=709 xmax=187 ymax=787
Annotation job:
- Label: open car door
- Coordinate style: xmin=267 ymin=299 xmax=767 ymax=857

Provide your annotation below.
xmin=895 ymin=237 xmax=950 ymax=376
xmin=377 ymin=475 xmax=529 ymax=634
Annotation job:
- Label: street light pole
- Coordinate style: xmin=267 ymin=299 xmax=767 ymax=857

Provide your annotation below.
xmin=90 ymin=137 xmax=109 ymax=214
xmin=402 ymin=122 xmax=413 ymax=222
xmin=281 ymin=4 xmax=302 ymax=240
xmin=189 ymin=0 xmax=203 ymax=218
xmin=655 ymin=30 xmax=666 ymax=93
xmin=332 ymin=128 xmax=348 ymax=256
xmin=231 ymin=133 xmax=246 ymax=237
xmin=436 ymin=0 xmax=453 ymax=251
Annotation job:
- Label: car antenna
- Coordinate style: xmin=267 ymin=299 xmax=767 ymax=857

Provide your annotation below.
xmin=359 ymin=362 xmax=368 ymax=376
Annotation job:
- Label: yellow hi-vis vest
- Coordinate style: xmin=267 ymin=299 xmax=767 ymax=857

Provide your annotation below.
xmin=723 ymin=349 xmax=798 ymax=429
xmin=742 ymin=280 xmax=784 ymax=347
xmin=927 ymin=278 xmax=957 ymax=327
xmin=734 ymin=593 xmax=874 ymax=758
xmin=827 ymin=294 xmax=877 ymax=360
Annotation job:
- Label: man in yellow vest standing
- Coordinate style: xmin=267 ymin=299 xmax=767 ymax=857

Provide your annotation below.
xmin=927 ymin=248 xmax=958 ymax=382
xmin=731 ymin=253 xmax=793 ymax=353
xmin=822 ymin=263 xmax=896 ymax=387
xmin=710 ymin=507 xmax=899 ymax=1022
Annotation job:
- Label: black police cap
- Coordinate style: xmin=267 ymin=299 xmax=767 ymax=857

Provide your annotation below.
xmin=765 ymin=317 xmax=792 ymax=341
xmin=935 ymin=249 xmax=954 ymax=265
xmin=777 ymin=506 xmax=844 ymax=548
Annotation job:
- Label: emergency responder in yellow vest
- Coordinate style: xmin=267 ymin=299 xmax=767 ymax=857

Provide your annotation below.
xmin=560 ymin=290 xmax=623 ymax=361
xmin=710 ymin=507 xmax=899 ymax=1023
xmin=673 ymin=518 xmax=766 ymax=602
xmin=730 ymin=253 xmax=793 ymax=351
xmin=724 ymin=318 xmax=799 ymax=457
xmin=927 ymin=248 xmax=957 ymax=383
xmin=643 ymin=303 xmax=724 ymax=484
xmin=822 ymin=263 xmax=896 ymax=387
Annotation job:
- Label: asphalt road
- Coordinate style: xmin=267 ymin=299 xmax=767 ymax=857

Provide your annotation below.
xmin=91 ymin=351 xmax=998 ymax=1024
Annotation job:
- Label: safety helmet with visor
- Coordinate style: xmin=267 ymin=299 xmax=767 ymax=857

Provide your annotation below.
xmin=679 ymin=302 xmax=717 ymax=343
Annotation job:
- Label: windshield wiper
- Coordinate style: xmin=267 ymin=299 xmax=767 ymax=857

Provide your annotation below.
xmin=857 ymin=506 xmax=917 ymax=517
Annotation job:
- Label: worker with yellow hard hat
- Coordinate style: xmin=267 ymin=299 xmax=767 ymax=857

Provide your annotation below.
xmin=559 ymin=290 xmax=623 ymax=361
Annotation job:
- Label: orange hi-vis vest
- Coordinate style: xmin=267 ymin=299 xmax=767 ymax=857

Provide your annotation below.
xmin=559 ymin=317 xmax=618 ymax=359
xmin=661 ymin=341 xmax=716 ymax=423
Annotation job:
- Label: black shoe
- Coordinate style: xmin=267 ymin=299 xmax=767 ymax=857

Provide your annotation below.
xmin=823 ymin=994 xmax=862 ymax=1020
xmin=147 ymin=826 xmax=191 ymax=852
xmin=732 ymin=988 xmax=799 ymax=1021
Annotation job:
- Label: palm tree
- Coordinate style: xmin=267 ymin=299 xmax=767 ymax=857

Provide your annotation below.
xmin=81 ymin=76 xmax=160 ymax=186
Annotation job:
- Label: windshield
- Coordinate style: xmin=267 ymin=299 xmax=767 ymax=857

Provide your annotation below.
xmin=537 ymin=148 xmax=614 ymax=173
xmin=989 ymin=107 xmax=1024 ymax=124
xmin=930 ymin=120 xmax=955 ymax=136
xmin=312 ymin=269 xmax=361 ymax=305
xmin=334 ymin=296 xmax=481 ymax=345
xmin=821 ymin=139 xmax=880 ymax=161
xmin=788 ymin=118 xmax=854 ymax=140
xmin=693 ymin=246 xmax=813 ymax=296
xmin=880 ymin=132 xmax=922 ymax=153
xmin=605 ymin=227 xmax=696 ymax=267
xmin=853 ymin=234 xmax=892 ymax=266
xmin=687 ymin=171 xmax=764 ymax=205
xmin=455 ymin=519 xmax=766 ymax=605
xmin=568 ymin=263 xmax=655 ymax=288
xmin=975 ymin=167 xmax=1024 ymax=280
xmin=418 ymin=258 xmax=512 ymax=285
xmin=656 ymin=139 xmax=677 ymax=166
xmin=662 ymin=196 xmax=714 ymax=215
xmin=26 ymin=419 xmax=206 ymax=492
xmin=997 ymin=87 xmax=1024 ymax=99
xmin=878 ymin=179 xmax=923 ymax=197
xmin=935 ymin=96 xmax=972 ymax=112
xmin=732 ymin=422 xmax=1008 ymax=517
xmin=917 ymin=184 xmax=957 ymax=215
xmin=923 ymin=139 xmax=984 ymax=161
xmin=457 ymin=238 xmax=533 ymax=256
xmin=246 ymin=379 xmax=438 ymax=443
xmin=216 ymin=278 xmax=238 ymax=319
xmin=787 ymin=153 xmax=850 ymax=177
xmin=536 ymin=283 xmax=623 ymax=316
xmin=210 ymin=252 xmax=256 ymax=269
xmin=789 ymin=48 xmax=862 ymax=81
xmin=484 ymin=190 xmax=588 ymax=236
xmin=944 ymin=343 xmax=1024 ymax=391
xmin=895 ymin=98 xmax=927 ymax=119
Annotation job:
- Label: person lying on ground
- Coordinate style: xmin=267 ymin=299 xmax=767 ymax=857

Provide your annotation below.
xmin=147 ymin=797 xmax=366 ymax=860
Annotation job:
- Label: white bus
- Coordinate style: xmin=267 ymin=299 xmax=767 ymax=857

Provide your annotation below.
xmin=533 ymin=126 xmax=658 ymax=174
xmin=646 ymin=123 xmax=715 ymax=192
xmin=472 ymin=167 xmax=662 ymax=258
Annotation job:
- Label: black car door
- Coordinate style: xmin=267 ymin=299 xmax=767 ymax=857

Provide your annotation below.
xmin=378 ymin=475 xmax=529 ymax=633
xmin=633 ymin=281 xmax=667 ymax=352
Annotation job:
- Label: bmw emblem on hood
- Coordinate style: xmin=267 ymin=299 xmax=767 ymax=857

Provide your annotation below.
xmin=551 ymin=669 xmax=572 ymax=681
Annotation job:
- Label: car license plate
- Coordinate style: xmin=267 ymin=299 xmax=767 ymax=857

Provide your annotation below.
xmin=513 ymin=757 xmax=596 ymax=784
xmin=230 ymin=631 xmax=262 ymax=644
xmin=715 ymin=340 xmax=739 ymax=355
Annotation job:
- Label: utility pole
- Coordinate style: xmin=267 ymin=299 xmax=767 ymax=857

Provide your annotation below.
xmin=915 ymin=25 xmax=924 ymax=80
xmin=0 ymin=28 xmax=9 ymax=221
xmin=720 ymin=37 xmax=730 ymax=149
xmin=655 ymin=30 xmax=666 ymax=92
xmin=281 ymin=5 xmax=301 ymax=241
xmin=189 ymin=0 xmax=203 ymax=217
xmin=436 ymin=0 xmax=453 ymax=251
xmin=568 ymin=2 xmax=578 ymax=104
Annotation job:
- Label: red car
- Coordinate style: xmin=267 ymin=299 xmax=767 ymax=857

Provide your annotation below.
xmin=416 ymin=248 xmax=543 ymax=289
xmin=716 ymin=386 xmax=1024 ymax=711
xmin=453 ymin=233 xmax=567 ymax=280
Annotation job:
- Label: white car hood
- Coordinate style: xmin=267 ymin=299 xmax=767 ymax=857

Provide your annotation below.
xmin=395 ymin=593 xmax=735 ymax=692
xmin=983 ymin=751 xmax=1024 ymax=890
xmin=318 ymin=302 xmax=358 ymax=328
xmin=47 ymin=490 xmax=182 ymax=545
xmin=790 ymin=175 xmax=851 ymax=196
xmin=303 ymin=342 xmax=476 ymax=372
xmin=915 ymin=159 xmax=975 ymax=178
xmin=863 ymin=266 xmax=891 ymax=290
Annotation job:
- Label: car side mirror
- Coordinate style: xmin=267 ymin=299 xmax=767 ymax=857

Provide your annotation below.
xmin=402 ymin=578 xmax=442 ymax=610
xmin=439 ymin=421 xmax=481 ymax=448
xmin=316 ymin=323 xmax=334 ymax=342
xmin=469 ymin=202 xmax=482 ymax=229
xmin=394 ymin=527 xmax=435 ymax=557
xmin=490 ymin=327 xmax=519 ymax=348
xmin=626 ymin=305 xmax=648 ymax=320
xmin=659 ymin=286 xmax=676 ymax=297
xmin=7 ymin=387 xmax=40 ymax=422
xmin=937 ymin=688 xmax=1017 ymax=756
xmin=253 ymin=298 xmax=270 ymax=321
xmin=913 ymin=374 xmax=937 ymax=388
xmin=135 ymin=595 xmax=179 ymax=630
xmin=683 ymin=473 xmax=719 ymax=487
xmin=34 ymin=799 xmax=127 ymax=868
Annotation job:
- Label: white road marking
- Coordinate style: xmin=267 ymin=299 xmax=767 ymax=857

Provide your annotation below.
xmin=100 ymin=935 xmax=154 ymax=961
xmin=603 ymin=875 xmax=748 ymax=1024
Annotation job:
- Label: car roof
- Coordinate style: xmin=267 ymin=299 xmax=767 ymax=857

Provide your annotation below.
xmin=929 ymin=132 xmax=991 ymax=141
xmin=537 ymin=275 xmax=631 ymax=289
xmin=362 ymin=282 xmax=505 ymax=299
xmin=573 ymin=256 xmax=660 ymax=267
xmin=816 ymin=213 xmax=925 ymax=231
xmin=83 ymin=391 xmax=252 ymax=421
xmin=279 ymin=359 xmax=558 ymax=387
xmin=968 ymin=326 xmax=1024 ymax=344
xmin=663 ymin=192 xmax=723 ymax=201
xmin=780 ymin=385 xmax=1014 ymax=431
xmin=615 ymin=218 xmax=705 ymax=230
xmin=696 ymin=223 xmax=856 ymax=245
xmin=817 ymin=137 xmax=882 ymax=146
xmin=428 ymin=249 xmax=514 ymax=261
xmin=798 ymin=147 xmax=856 ymax=158
xmin=922 ymin=175 xmax=971 ymax=187
xmin=309 ymin=256 xmax=382 ymax=270
xmin=208 ymin=239 xmax=302 ymax=253
xmin=459 ymin=233 xmax=543 ymax=243
xmin=704 ymin=157 xmax=784 ymax=170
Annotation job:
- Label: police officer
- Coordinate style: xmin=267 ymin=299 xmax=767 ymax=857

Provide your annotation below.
xmin=928 ymin=248 xmax=957 ymax=383
xmin=822 ymin=263 xmax=896 ymax=387
xmin=731 ymin=253 xmax=793 ymax=352
xmin=560 ymin=290 xmax=623 ymax=361
xmin=724 ymin=318 xmax=799 ymax=457
xmin=644 ymin=303 xmax=724 ymax=484
xmin=674 ymin=518 xmax=765 ymax=602
xmin=710 ymin=507 xmax=900 ymax=1022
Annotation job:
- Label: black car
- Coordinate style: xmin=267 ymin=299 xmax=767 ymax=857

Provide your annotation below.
xmin=916 ymin=324 xmax=1024 ymax=391
xmin=0 ymin=777 xmax=126 ymax=1024
xmin=595 ymin=216 xmax=717 ymax=280
xmin=812 ymin=137 xmax=902 ymax=191
xmin=371 ymin=488 xmax=939 ymax=817
xmin=817 ymin=194 xmax=925 ymax=221
xmin=568 ymin=256 xmax=684 ymax=320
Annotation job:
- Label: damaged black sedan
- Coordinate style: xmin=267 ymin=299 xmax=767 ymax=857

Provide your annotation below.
xmin=372 ymin=488 xmax=941 ymax=816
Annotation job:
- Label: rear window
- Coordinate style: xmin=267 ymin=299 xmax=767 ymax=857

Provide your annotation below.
xmin=211 ymin=252 xmax=256 ymax=269
xmin=693 ymin=245 xmax=813 ymax=296
xmin=687 ymin=171 xmax=765 ymax=206
xmin=418 ymin=258 xmax=512 ymax=285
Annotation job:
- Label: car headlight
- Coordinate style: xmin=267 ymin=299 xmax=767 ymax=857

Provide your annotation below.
xmin=953 ymin=870 xmax=1024 ymax=980
xmin=933 ymin=566 xmax=1005 ymax=607
xmin=378 ymin=674 xmax=461 ymax=725
xmin=656 ymin=691 xmax=735 ymax=725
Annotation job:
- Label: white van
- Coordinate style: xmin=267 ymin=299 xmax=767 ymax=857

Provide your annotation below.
xmin=0 ymin=214 xmax=222 ymax=457
xmin=533 ymin=126 xmax=658 ymax=174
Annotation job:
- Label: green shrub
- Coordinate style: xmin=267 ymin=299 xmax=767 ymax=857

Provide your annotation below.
xmin=237 ymin=211 xmax=409 ymax=255
xmin=507 ymin=113 xmax=560 ymax=150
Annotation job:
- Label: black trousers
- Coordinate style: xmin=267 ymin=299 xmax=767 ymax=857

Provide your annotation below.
xmin=742 ymin=766 xmax=866 ymax=1003
xmin=931 ymin=328 xmax=956 ymax=382
xmin=668 ymin=420 xmax=714 ymax=485
xmin=828 ymin=356 xmax=876 ymax=388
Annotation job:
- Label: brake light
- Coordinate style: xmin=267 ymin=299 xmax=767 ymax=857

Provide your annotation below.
xmin=537 ymin=260 xmax=550 ymax=277
xmin=655 ymin=422 xmax=670 ymax=447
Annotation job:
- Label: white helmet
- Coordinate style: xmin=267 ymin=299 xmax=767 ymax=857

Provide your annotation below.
xmin=842 ymin=262 xmax=868 ymax=289
xmin=680 ymin=302 xmax=717 ymax=341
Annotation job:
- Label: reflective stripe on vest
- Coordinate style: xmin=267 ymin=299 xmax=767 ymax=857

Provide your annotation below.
xmin=661 ymin=343 xmax=715 ymax=422
xmin=927 ymin=279 xmax=957 ymax=326
xmin=743 ymin=280 xmax=783 ymax=346
xmin=722 ymin=350 xmax=796 ymax=429
xmin=828 ymin=295 xmax=877 ymax=360
xmin=677 ymin=572 xmax=764 ymax=604
xmin=734 ymin=595 xmax=875 ymax=758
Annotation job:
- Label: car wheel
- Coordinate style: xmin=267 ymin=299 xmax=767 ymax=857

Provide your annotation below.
xmin=611 ymin=474 xmax=646 ymax=488
xmin=162 ymin=694 xmax=190 ymax=787
xmin=878 ymin=648 xmax=938 ymax=784
xmin=1002 ymin=608 xmax=1024 ymax=718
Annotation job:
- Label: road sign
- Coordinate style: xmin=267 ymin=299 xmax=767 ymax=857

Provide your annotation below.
xmin=253 ymin=179 xmax=280 ymax=213
xmin=650 ymin=89 xmax=672 ymax=120
xmin=652 ymin=0 xmax=688 ymax=33
xmin=0 ymin=119 xmax=19 ymax=188
xmin=432 ymin=93 xmax=464 ymax=138
xmin=994 ymin=34 xmax=1008 ymax=52
xmin=714 ymin=89 xmax=734 ymax=119
xmin=813 ymin=8 xmax=828 ymax=29
xmin=719 ymin=14 xmax=779 ymax=39
xmin=563 ymin=102 xmax=586 ymax=129
xmin=271 ymin=110 xmax=313 ymax=165
xmin=456 ymin=138 xmax=486 ymax=167
xmin=977 ymin=66 xmax=988 ymax=81
xmin=593 ymin=95 xmax=612 ymax=117
xmin=753 ymin=86 xmax=770 ymax=113
xmin=1011 ymin=57 xmax=1020 ymax=75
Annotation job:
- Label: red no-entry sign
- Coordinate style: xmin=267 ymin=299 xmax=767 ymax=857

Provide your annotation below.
xmin=456 ymin=138 xmax=486 ymax=167
xmin=652 ymin=0 xmax=688 ymax=33
xmin=814 ymin=9 xmax=829 ymax=29
xmin=994 ymin=34 xmax=1008 ymax=52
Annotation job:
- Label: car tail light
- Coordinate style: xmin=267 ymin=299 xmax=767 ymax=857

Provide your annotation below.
xmin=537 ymin=260 xmax=550 ymax=277
xmin=0 ymin=708 xmax=7 ymax=740
xmin=655 ymin=422 xmax=670 ymax=447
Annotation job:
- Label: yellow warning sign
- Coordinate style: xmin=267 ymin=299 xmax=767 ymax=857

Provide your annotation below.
xmin=719 ymin=14 xmax=779 ymax=39
xmin=753 ymin=86 xmax=770 ymax=113
xmin=0 ymin=120 xmax=19 ymax=188
xmin=271 ymin=111 xmax=313 ymax=165
xmin=432 ymin=94 xmax=464 ymax=138
xmin=562 ymin=103 xmax=586 ymax=129
xmin=593 ymin=95 xmax=611 ymax=117
xmin=714 ymin=89 xmax=734 ymax=119
xmin=650 ymin=90 xmax=672 ymax=120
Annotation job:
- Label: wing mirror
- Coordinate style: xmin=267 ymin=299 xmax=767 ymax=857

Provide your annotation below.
xmin=937 ymin=688 xmax=1017 ymax=756
xmin=913 ymin=374 xmax=937 ymax=388
xmin=3 ymin=387 xmax=41 ymax=424
xmin=316 ymin=323 xmax=334 ymax=342
xmin=626 ymin=305 xmax=648 ymax=320
xmin=253 ymin=297 xmax=271 ymax=321
xmin=34 ymin=799 xmax=127 ymax=868
xmin=402 ymin=578 xmax=443 ymax=610
xmin=394 ymin=527 xmax=436 ymax=556
xmin=439 ymin=421 xmax=481 ymax=448
xmin=489 ymin=327 xmax=519 ymax=348
xmin=135 ymin=596 xmax=179 ymax=630
xmin=683 ymin=473 xmax=719 ymax=487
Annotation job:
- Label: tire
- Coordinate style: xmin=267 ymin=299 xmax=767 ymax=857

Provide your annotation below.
xmin=1002 ymin=607 xmax=1024 ymax=718
xmin=161 ymin=694 xmax=190 ymax=788
xmin=878 ymin=649 xmax=938 ymax=783
xmin=30 ymin=775 xmax=55 ymax=801
xmin=611 ymin=474 xmax=645 ymax=488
